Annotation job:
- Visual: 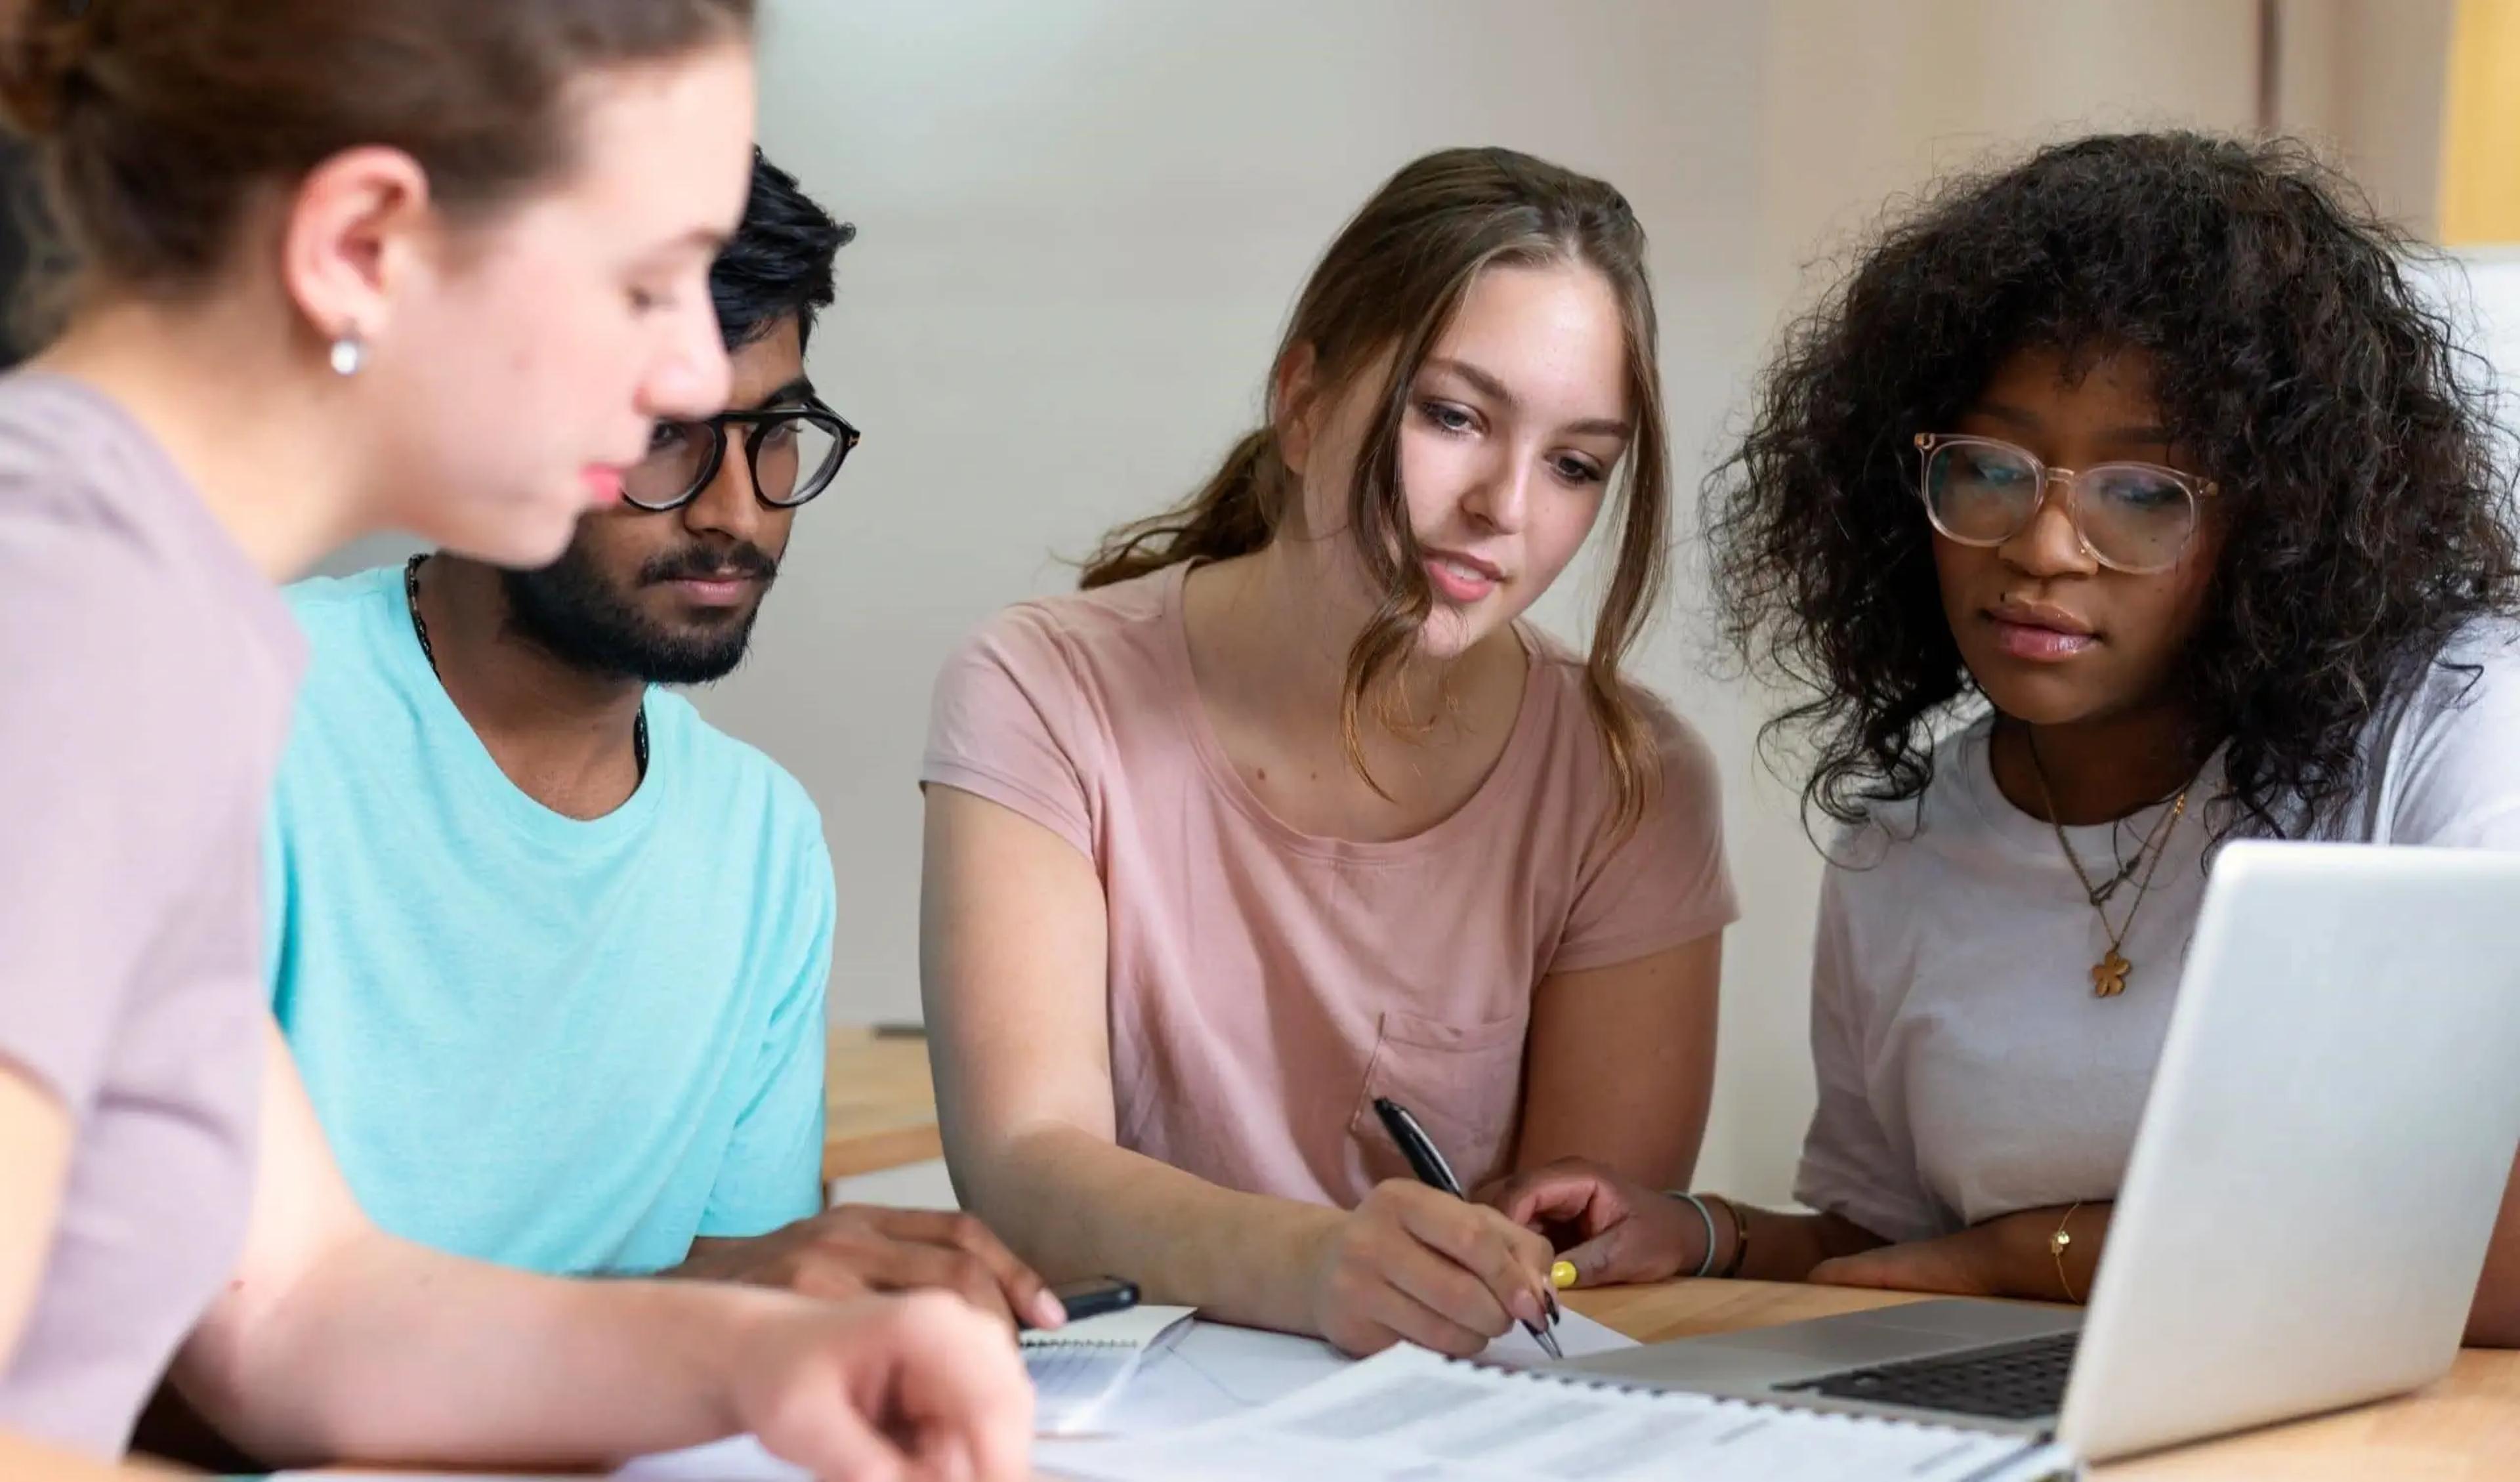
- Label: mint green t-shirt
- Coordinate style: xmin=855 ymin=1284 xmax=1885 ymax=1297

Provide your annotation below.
xmin=266 ymin=566 xmax=831 ymax=1275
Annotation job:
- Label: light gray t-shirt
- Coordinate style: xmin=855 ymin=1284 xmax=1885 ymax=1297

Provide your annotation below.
xmin=1794 ymin=620 xmax=2520 ymax=1242
xmin=0 ymin=373 xmax=305 ymax=1455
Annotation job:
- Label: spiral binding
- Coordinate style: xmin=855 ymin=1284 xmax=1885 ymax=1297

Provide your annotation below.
xmin=1427 ymin=1348 xmax=2080 ymax=1479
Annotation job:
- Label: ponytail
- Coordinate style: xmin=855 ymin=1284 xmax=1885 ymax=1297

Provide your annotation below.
xmin=1080 ymin=427 xmax=1284 ymax=589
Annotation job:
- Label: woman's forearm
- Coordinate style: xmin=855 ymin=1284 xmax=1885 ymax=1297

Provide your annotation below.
xmin=179 ymin=1229 xmax=780 ymax=1468
xmin=5 ymin=1430 xmax=173 ymax=1479
xmin=958 ymin=1122 xmax=1342 ymax=1334
xmin=1513 ymin=940 xmax=1724 ymax=1191
xmin=1724 ymin=1204 xmax=1888 ymax=1283
xmin=2464 ymin=1156 xmax=2520 ymax=1347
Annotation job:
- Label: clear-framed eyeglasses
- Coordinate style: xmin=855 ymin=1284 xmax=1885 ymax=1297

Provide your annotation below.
xmin=1915 ymin=432 xmax=2217 ymax=576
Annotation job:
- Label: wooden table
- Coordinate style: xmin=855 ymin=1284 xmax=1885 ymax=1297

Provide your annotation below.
xmin=300 ymin=1276 xmax=2520 ymax=1477
xmin=822 ymin=1025 xmax=942 ymax=1183
xmin=1569 ymin=1278 xmax=2520 ymax=1479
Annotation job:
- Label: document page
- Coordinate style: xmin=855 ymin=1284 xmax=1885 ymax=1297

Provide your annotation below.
xmin=283 ymin=1317 xmax=2064 ymax=1482
xmin=1023 ymin=1303 xmax=1197 ymax=1433
xmin=1045 ymin=1343 xmax=2062 ymax=1482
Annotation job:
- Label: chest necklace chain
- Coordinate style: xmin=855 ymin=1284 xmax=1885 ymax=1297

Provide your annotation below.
xmin=2024 ymin=730 xmax=2190 ymax=999
xmin=403 ymin=553 xmax=648 ymax=775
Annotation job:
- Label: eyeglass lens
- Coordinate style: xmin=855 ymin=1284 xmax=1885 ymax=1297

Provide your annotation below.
xmin=749 ymin=414 xmax=846 ymax=505
xmin=1923 ymin=439 xmax=2196 ymax=572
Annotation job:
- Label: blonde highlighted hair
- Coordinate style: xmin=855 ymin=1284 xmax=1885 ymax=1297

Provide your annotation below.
xmin=1083 ymin=146 xmax=1671 ymax=833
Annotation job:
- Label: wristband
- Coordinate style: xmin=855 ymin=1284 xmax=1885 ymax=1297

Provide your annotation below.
xmin=1670 ymin=1192 xmax=1721 ymax=1279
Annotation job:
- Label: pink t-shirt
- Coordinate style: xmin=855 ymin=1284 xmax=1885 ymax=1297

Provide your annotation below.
xmin=923 ymin=564 xmax=1737 ymax=1206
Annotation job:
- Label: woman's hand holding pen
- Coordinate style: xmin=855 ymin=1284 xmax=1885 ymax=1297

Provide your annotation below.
xmin=1303 ymin=1180 xmax=1561 ymax=1358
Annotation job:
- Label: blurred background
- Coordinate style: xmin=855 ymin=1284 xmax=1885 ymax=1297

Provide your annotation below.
xmin=10 ymin=0 xmax=2518 ymax=1205
xmin=731 ymin=0 xmax=2520 ymax=1206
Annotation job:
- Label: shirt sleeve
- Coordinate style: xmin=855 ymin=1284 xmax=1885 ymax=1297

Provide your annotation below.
xmin=2380 ymin=630 xmax=2520 ymax=849
xmin=1791 ymin=865 xmax=1944 ymax=1244
xmin=0 ymin=515 xmax=191 ymax=1111
xmin=698 ymin=831 xmax=836 ymax=1238
xmin=919 ymin=606 xmax=1098 ymax=858
xmin=1548 ymin=692 xmax=1741 ymax=975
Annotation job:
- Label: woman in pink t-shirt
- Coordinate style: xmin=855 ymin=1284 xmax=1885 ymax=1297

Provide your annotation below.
xmin=922 ymin=147 xmax=1739 ymax=1358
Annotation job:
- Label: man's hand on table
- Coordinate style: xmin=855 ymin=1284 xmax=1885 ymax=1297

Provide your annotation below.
xmin=671 ymin=1205 xmax=1066 ymax=1330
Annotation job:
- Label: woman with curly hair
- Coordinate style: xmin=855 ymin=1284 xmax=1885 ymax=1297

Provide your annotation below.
xmin=1488 ymin=131 xmax=2520 ymax=1345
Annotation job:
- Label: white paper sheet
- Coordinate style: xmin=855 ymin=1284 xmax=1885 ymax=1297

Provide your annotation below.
xmin=1049 ymin=1319 xmax=1345 ymax=1435
xmin=276 ymin=1311 xmax=1648 ymax=1481
xmin=1039 ymin=1303 xmax=1637 ymax=1438
xmin=614 ymin=1434 xmax=801 ymax=1479
xmin=1022 ymin=1303 xmax=1197 ymax=1433
xmin=1482 ymin=1305 xmax=1637 ymax=1368
xmin=1043 ymin=1343 xmax=2067 ymax=1482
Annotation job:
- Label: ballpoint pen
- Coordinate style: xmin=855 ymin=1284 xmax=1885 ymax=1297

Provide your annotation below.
xmin=1372 ymin=1096 xmax=1563 ymax=1359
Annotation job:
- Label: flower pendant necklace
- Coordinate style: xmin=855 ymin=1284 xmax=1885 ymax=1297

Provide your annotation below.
xmin=2024 ymin=730 xmax=2192 ymax=998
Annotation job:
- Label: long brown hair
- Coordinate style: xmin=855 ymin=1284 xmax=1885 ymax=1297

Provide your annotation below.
xmin=1083 ymin=146 xmax=1671 ymax=833
xmin=0 ymin=0 xmax=753 ymax=291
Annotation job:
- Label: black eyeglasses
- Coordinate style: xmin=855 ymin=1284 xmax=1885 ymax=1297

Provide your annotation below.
xmin=624 ymin=399 xmax=860 ymax=513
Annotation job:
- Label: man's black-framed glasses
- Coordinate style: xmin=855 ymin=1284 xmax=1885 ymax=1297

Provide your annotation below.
xmin=625 ymin=399 xmax=860 ymax=512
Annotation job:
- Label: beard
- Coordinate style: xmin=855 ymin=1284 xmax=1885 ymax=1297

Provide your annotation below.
xmin=501 ymin=537 xmax=780 ymax=685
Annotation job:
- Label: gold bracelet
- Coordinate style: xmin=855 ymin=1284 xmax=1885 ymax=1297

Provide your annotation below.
xmin=2048 ymin=1202 xmax=2084 ymax=1304
xmin=1713 ymin=1195 xmax=1751 ymax=1279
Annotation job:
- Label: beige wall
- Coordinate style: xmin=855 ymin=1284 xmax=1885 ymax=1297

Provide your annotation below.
xmin=721 ymin=0 xmax=2441 ymax=1204
xmin=1759 ymin=0 xmax=2259 ymax=295
xmin=2275 ymin=0 xmax=2452 ymax=231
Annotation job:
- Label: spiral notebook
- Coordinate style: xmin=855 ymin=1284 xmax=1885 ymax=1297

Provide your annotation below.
xmin=1022 ymin=1303 xmax=1198 ymax=1434
xmin=1043 ymin=1342 xmax=2081 ymax=1481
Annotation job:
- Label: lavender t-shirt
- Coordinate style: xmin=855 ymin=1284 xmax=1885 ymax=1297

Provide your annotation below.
xmin=0 ymin=373 xmax=304 ymax=1455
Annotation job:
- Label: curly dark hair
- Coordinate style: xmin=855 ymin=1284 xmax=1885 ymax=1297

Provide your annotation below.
xmin=1707 ymin=130 xmax=2520 ymax=841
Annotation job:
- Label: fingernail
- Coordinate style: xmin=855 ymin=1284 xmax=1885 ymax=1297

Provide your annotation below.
xmin=1551 ymin=1260 xmax=1579 ymax=1290
xmin=1514 ymin=1289 xmax=1546 ymax=1326
xmin=1547 ymin=1288 xmax=1563 ymax=1325
xmin=1033 ymin=1292 xmax=1066 ymax=1328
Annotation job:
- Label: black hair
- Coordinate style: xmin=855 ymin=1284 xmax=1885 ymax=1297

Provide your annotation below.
xmin=1706 ymin=131 xmax=2520 ymax=841
xmin=711 ymin=146 xmax=852 ymax=352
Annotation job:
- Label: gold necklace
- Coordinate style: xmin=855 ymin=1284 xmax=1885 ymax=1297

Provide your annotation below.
xmin=2023 ymin=730 xmax=2191 ymax=998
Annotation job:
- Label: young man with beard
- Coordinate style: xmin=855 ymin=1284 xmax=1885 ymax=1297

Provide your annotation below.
xmin=263 ymin=152 xmax=1060 ymax=1328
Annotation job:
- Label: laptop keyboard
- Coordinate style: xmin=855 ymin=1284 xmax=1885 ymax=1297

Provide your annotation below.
xmin=1777 ymin=1330 xmax=2079 ymax=1421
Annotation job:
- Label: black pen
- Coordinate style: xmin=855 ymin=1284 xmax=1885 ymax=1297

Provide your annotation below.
xmin=1372 ymin=1096 xmax=1563 ymax=1359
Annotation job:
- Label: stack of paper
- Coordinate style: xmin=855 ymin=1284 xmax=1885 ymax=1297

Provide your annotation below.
xmin=1020 ymin=1303 xmax=1197 ymax=1433
xmin=299 ymin=1309 xmax=2074 ymax=1481
xmin=1046 ymin=1344 xmax=2079 ymax=1482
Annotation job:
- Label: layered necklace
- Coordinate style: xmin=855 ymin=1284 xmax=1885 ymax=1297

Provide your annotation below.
xmin=2023 ymin=728 xmax=2191 ymax=998
xmin=402 ymin=553 xmax=648 ymax=776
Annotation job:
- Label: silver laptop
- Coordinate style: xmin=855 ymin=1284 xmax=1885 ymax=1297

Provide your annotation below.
xmin=1561 ymin=842 xmax=2520 ymax=1462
